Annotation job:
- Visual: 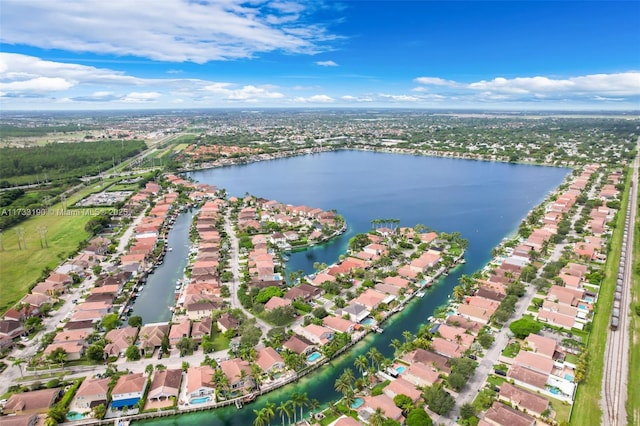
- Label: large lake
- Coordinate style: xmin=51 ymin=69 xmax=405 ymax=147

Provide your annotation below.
xmin=140 ymin=151 xmax=569 ymax=425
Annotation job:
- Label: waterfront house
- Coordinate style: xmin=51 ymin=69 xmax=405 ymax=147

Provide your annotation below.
xmin=383 ymin=377 xmax=422 ymax=403
xmin=403 ymin=348 xmax=451 ymax=374
xmin=284 ymin=283 xmax=323 ymax=302
xmin=340 ymin=302 xmax=370 ymax=323
xmin=148 ymin=368 xmax=182 ymax=402
xmin=256 ymin=347 xmax=285 ymax=374
xmin=383 ymin=276 xmax=411 ymax=290
xmin=445 ymin=315 xmax=483 ymax=335
xmin=2 ymin=388 xmax=61 ymax=415
xmin=436 ymin=324 xmax=475 ymax=348
xmin=483 ymin=401 xmax=535 ymax=426
xmin=402 ymin=362 xmax=441 ymax=387
xmin=186 ymin=365 xmax=216 ymax=399
xmin=69 ymin=377 xmax=110 ymax=413
xmin=359 ymin=394 xmax=404 ymax=423
xmin=169 ymin=319 xmax=191 ymax=346
xmin=498 ymin=382 xmax=550 ymax=417
xmin=456 ymin=303 xmax=493 ymax=324
xmin=283 ymin=334 xmax=315 ymax=355
xmin=190 ymin=317 xmax=212 ymax=342
xmin=397 ymin=264 xmax=419 ymax=280
xmin=220 ymin=358 xmax=254 ymax=391
xmin=104 ymin=326 xmax=138 ymax=359
xmin=299 ymin=324 xmax=334 ymax=345
xmin=311 ymin=273 xmax=336 ymax=286
xmin=352 ymin=288 xmax=392 ymax=310
xmin=431 ymin=337 xmax=464 ymax=359
xmin=111 ymin=373 xmax=147 ymax=410
xmin=409 ymin=251 xmax=441 ymax=273
xmin=322 ymin=315 xmax=355 ymax=334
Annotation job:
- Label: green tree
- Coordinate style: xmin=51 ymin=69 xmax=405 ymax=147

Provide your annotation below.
xmin=86 ymin=343 xmax=106 ymax=362
xmin=447 ymin=372 xmax=467 ymax=391
xmin=92 ymin=403 xmax=106 ymax=419
xmin=393 ymin=394 xmax=413 ymax=414
xmin=460 ymin=403 xmax=476 ymax=420
xmin=128 ymin=315 xmax=143 ymax=328
xmin=406 ymin=408 xmax=432 ymax=426
xmin=509 ymin=316 xmax=543 ymax=339
xmin=176 ymin=337 xmax=196 ymax=357
xmin=369 ymin=407 xmax=386 ymax=426
xmin=100 ymin=313 xmax=120 ymax=332
xmin=277 ymin=400 xmax=293 ymax=426
xmin=125 ymin=345 xmax=141 ymax=361
xmin=422 ymin=383 xmax=455 ymax=415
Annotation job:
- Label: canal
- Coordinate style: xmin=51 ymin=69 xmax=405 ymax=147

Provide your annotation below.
xmin=130 ymin=209 xmax=196 ymax=324
xmin=138 ymin=151 xmax=569 ymax=425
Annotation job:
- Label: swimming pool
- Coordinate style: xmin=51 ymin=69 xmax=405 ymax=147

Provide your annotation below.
xmin=395 ymin=366 xmax=406 ymax=374
xmin=361 ymin=317 xmax=375 ymax=326
xmin=190 ymin=396 xmax=212 ymax=404
xmin=584 ymin=296 xmax=595 ymax=303
xmin=578 ymin=304 xmax=588 ymax=310
xmin=307 ymin=352 xmax=321 ymax=363
xmin=66 ymin=412 xmax=85 ymax=421
xmin=549 ymin=388 xmax=560 ymax=395
xmin=350 ymin=398 xmax=364 ymax=409
xmin=565 ymin=374 xmax=574 ymax=381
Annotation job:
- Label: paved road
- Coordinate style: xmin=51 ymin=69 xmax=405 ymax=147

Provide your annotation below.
xmin=223 ymin=209 xmax=272 ymax=337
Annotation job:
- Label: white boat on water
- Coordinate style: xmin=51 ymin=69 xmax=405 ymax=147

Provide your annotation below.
xmin=416 ymin=291 xmax=425 ymax=298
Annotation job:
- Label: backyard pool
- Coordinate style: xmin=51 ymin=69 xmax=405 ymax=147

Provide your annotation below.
xmin=565 ymin=374 xmax=574 ymax=381
xmin=549 ymin=388 xmax=560 ymax=395
xmin=350 ymin=398 xmax=364 ymax=409
xmin=395 ymin=366 xmax=406 ymax=374
xmin=190 ymin=396 xmax=212 ymax=404
xmin=66 ymin=412 xmax=85 ymax=421
xmin=584 ymin=296 xmax=595 ymax=303
xmin=361 ymin=317 xmax=375 ymax=326
xmin=307 ymin=352 xmax=321 ymax=363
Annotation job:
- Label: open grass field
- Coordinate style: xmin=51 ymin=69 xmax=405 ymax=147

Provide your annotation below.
xmin=0 ymin=179 xmax=117 ymax=313
xmin=570 ymin=168 xmax=631 ymax=425
xmin=627 ymin=185 xmax=640 ymax=426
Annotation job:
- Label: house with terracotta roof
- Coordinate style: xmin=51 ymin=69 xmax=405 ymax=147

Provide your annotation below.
xmin=138 ymin=323 xmax=169 ymax=356
xmin=524 ymin=334 xmax=557 ymax=359
xmin=111 ymin=373 xmax=147 ymax=410
xmin=43 ymin=340 xmax=85 ymax=361
xmin=217 ymin=313 xmax=239 ymax=334
xmin=0 ymin=414 xmax=38 ymax=426
xmin=299 ymin=324 xmax=334 ymax=345
xmin=436 ymin=323 xmax=475 ymax=348
xmin=353 ymin=288 xmax=393 ymax=310
xmin=169 ymin=319 xmax=191 ymax=346
xmin=537 ymin=308 xmax=577 ymax=329
xmin=2 ymin=388 xmax=61 ymax=415
xmin=332 ymin=416 xmax=361 ymax=426
xmin=0 ymin=319 xmax=24 ymax=340
xmin=283 ymin=334 xmax=315 ymax=355
xmin=513 ymin=351 xmax=554 ymax=376
xmin=359 ymin=394 xmax=404 ymax=423
xmin=483 ymin=401 xmax=535 ymax=426
xmin=383 ymin=377 xmax=421 ymax=402
xmin=104 ymin=326 xmax=138 ymax=358
xmin=383 ymin=276 xmax=410 ymax=289
xmin=311 ymin=273 xmax=336 ymax=286
xmin=220 ymin=358 xmax=254 ymax=391
xmin=256 ymin=346 xmax=285 ymax=374
xmin=409 ymin=251 xmax=441 ymax=273
xmin=498 ymin=383 xmax=550 ymax=417
xmin=401 ymin=362 xmax=441 ymax=387
xmin=402 ymin=348 xmax=451 ymax=374
xmin=186 ymin=301 xmax=219 ymax=320
xmin=148 ymin=369 xmax=182 ymax=403
xmin=70 ymin=377 xmax=110 ymax=413
xmin=264 ymin=296 xmax=292 ymax=311
xmin=186 ymin=365 xmax=215 ymax=399
xmin=432 ymin=337 xmax=464 ymax=358
xmin=457 ymin=303 xmax=493 ymax=324
xmin=323 ymin=315 xmax=355 ymax=334
xmin=190 ymin=317 xmax=212 ymax=342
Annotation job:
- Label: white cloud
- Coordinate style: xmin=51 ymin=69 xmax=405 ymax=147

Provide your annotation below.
xmin=0 ymin=76 xmax=74 ymax=92
xmin=1 ymin=0 xmax=335 ymax=64
xmin=204 ymin=83 xmax=284 ymax=100
xmin=294 ymin=94 xmax=334 ymax=103
xmin=315 ymin=60 xmax=338 ymax=67
xmin=122 ymin=92 xmax=162 ymax=102
xmin=413 ymin=77 xmax=460 ymax=87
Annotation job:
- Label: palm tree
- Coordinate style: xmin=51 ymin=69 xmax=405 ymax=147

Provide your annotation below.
xmin=354 ymin=355 xmax=368 ymax=377
xmin=369 ymin=407 xmax=386 ymax=426
xmin=251 ymin=363 xmax=263 ymax=390
xmin=264 ymin=403 xmax=275 ymax=424
xmin=277 ymin=400 xmax=292 ymax=426
xmin=253 ymin=408 xmax=268 ymax=426
xmin=389 ymin=339 xmax=402 ymax=358
xmin=367 ymin=347 xmax=383 ymax=372
xmin=334 ymin=369 xmax=354 ymax=397
xmin=292 ymin=392 xmax=309 ymax=423
xmin=307 ymin=399 xmax=320 ymax=420
xmin=12 ymin=358 xmax=25 ymax=378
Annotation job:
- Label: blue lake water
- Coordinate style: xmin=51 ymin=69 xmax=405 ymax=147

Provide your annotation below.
xmin=137 ymin=151 xmax=568 ymax=425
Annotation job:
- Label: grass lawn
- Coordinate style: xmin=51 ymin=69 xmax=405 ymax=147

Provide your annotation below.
xmin=570 ymin=167 xmax=631 ymax=425
xmin=0 ymin=179 xmax=116 ymax=313
xmin=485 ymin=375 xmax=507 ymax=388
xmin=211 ymin=332 xmax=230 ymax=351
xmin=501 ymin=342 xmax=520 ymax=358
xmin=548 ymin=396 xmax=571 ymax=424
xmin=627 ymin=184 xmax=640 ymax=426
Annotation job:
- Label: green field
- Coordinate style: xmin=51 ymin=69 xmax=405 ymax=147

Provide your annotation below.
xmin=570 ymin=168 xmax=631 ymax=425
xmin=0 ymin=179 xmax=116 ymax=313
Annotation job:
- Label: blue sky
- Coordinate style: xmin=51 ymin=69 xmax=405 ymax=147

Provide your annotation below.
xmin=1 ymin=0 xmax=639 ymax=110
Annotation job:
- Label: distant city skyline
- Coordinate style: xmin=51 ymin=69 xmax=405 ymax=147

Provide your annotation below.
xmin=1 ymin=0 xmax=639 ymax=110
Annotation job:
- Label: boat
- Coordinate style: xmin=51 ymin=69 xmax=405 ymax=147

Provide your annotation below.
xmin=167 ymin=247 xmax=173 ymax=252
xmin=168 ymin=306 xmax=175 ymax=312
xmin=373 ymin=326 xmax=384 ymax=333
xmin=416 ymin=291 xmax=425 ymax=298
xmin=427 ymin=316 xmax=435 ymax=322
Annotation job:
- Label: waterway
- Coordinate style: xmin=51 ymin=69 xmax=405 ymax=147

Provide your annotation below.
xmin=130 ymin=209 xmax=196 ymax=324
xmin=139 ymin=151 xmax=569 ymax=425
